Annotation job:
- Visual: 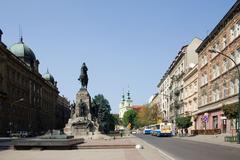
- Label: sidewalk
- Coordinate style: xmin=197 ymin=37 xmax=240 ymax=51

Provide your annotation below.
xmin=0 ymin=136 xmax=171 ymax=160
xmin=175 ymin=134 xmax=240 ymax=148
xmin=130 ymin=136 xmax=173 ymax=160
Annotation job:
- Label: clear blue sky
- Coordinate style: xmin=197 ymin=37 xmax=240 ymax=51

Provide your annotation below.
xmin=0 ymin=0 xmax=236 ymax=113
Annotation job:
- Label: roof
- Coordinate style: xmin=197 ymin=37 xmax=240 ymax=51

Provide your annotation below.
xmin=196 ymin=1 xmax=240 ymax=53
xmin=43 ymin=69 xmax=55 ymax=84
xmin=9 ymin=39 xmax=36 ymax=61
xmin=131 ymin=105 xmax=144 ymax=111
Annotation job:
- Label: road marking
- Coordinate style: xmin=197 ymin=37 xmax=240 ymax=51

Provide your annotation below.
xmin=136 ymin=136 xmax=175 ymax=160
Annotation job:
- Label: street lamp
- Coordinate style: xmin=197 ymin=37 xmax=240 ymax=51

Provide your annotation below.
xmin=9 ymin=98 xmax=24 ymax=135
xmin=11 ymin=98 xmax=24 ymax=106
xmin=209 ymin=49 xmax=240 ymax=144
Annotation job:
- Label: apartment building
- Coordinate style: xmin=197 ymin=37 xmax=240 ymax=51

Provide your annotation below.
xmin=195 ymin=1 xmax=240 ymax=134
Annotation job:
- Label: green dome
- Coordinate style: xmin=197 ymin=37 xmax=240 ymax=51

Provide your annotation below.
xmin=43 ymin=70 xmax=55 ymax=84
xmin=9 ymin=39 xmax=36 ymax=63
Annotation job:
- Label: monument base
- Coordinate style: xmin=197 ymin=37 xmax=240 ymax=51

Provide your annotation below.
xmin=12 ymin=130 xmax=84 ymax=150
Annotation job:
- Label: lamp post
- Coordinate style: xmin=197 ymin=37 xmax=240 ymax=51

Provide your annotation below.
xmin=9 ymin=98 xmax=24 ymax=135
xmin=209 ymin=49 xmax=240 ymax=144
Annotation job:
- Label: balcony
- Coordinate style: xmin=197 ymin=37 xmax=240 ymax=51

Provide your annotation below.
xmin=174 ymin=88 xmax=180 ymax=96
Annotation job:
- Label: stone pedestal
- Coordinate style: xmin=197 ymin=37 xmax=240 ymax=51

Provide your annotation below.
xmin=64 ymin=88 xmax=98 ymax=138
xmin=76 ymin=88 xmax=91 ymax=120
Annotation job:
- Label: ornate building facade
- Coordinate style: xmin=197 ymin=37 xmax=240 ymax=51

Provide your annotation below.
xmin=0 ymin=29 xmax=65 ymax=135
xmin=183 ymin=64 xmax=198 ymax=131
xmin=157 ymin=38 xmax=202 ymax=124
xmin=196 ymin=1 xmax=240 ymax=134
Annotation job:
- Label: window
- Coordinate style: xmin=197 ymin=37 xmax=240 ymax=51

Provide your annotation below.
xmin=212 ymin=87 xmax=220 ymax=102
xmin=223 ymin=82 xmax=228 ymax=98
xmin=201 ymin=93 xmax=208 ymax=106
xmin=236 ymin=21 xmax=240 ymax=37
xmin=204 ymin=73 xmax=208 ymax=84
xmin=230 ymin=52 xmax=236 ymax=67
xmin=201 ymin=55 xmax=208 ymax=67
xmin=204 ymin=55 xmax=208 ymax=65
xmin=230 ymin=26 xmax=237 ymax=41
xmin=230 ymin=80 xmax=235 ymax=95
xmin=201 ymin=74 xmax=205 ymax=86
xmin=216 ymin=88 xmax=220 ymax=101
xmin=213 ymin=116 xmax=218 ymax=129
xmin=223 ymin=58 xmax=229 ymax=72
xmin=211 ymin=44 xmax=219 ymax=59
xmin=212 ymin=90 xmax=216 ymax=102
xmin=222 ymin=35 xmax=227 ymax=49
xmin=212 ymin=65 xmax=216 ymax=79
xmin=204 ymin=94 xmax=208 ymax=105
xmin=236 ymin=79 xmax=239 ymax=94
xmin=216 ymin=64 xmax=220 ymax=77
xmin=215 ymin=42 xmax=220 ymax=52
xmin=230 ymin=22 xmax=240 ymax=42
xmin=194 ymin=81 xmax=197 ymax=92
xmin=201 ymin=56 xmax=204 ymax=67
xmin=236 ymin=48 xmax=240 ymax=64
xmin=201 ymin=73 xmax=208 ymax=86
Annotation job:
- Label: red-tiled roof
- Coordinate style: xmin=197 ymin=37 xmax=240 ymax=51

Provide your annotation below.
xmin=131 ymin=105 xmax=144 ymax=111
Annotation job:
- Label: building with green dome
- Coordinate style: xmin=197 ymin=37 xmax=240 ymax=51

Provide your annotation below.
xmin=0 ymin=30 xmax=70 ymax=135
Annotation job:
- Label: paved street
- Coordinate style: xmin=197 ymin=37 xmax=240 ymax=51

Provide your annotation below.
xmin=136 ymin=134 xmax=240 ymax=160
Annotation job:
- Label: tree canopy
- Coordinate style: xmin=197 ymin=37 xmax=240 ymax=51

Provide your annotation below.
xmin=223 ymin=103 xmax=238 ymax=119
xmin=135 ymin=104 xmax=162 ymax=128
xmin=176 ymin=116 xmax=192 ymax=129
xmin=123 ymin=109 xmax=137 ymax=129
xmin=91 ymin=94 xmax=116 ymax=134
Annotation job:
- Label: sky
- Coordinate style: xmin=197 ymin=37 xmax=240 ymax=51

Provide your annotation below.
xmin=0 ymin=0 xmax=236 ymax=113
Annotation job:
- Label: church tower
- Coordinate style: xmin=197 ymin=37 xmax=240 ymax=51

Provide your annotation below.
xmin=119 ymin=90 xmax=133 ymax=119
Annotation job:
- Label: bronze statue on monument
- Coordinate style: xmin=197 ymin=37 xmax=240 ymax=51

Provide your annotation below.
xmin=64 ymin=62 xmax=99 ymax=138
xmin=78 ymin=62 xmax=88 ymax=89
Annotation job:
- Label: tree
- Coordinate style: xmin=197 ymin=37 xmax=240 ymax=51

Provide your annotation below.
xmin=108 ymin=114 xmax=119 ymax=132
xmin=149 ymin=104 xmax=162 ymax=124
xmin=136 ymin=106 xmax=151 ymax=127
xmin=123 ymin=110 xmax=137 ymax=129
xmin=91 ymin=94 xmax=112 ymax=134
xmin=176 ymin=116 xmax=192 ymax=134
xmin=135 ymin=104 xmax=162 ymax=128
xmin=223 ymin=103 xmax=238 ymax=136
xmin=223 ymin=103 xmax=238 ymax=119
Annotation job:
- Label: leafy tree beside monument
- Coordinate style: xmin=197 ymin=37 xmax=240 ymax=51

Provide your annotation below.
xmin=91 ymin=94 xmax=116 ymax=134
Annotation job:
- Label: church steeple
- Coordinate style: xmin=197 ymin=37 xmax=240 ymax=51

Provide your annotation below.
xmin=127 ymin=90 xmax=131 ymax=100
xmin=122 ymin=93 xmax=125 ymax=102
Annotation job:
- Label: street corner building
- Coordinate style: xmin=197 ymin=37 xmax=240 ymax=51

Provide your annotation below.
xmin=0 ymin=29 xmax=70 ymax=136
xmin=195 ymin=1 xmax=240 ymax=134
